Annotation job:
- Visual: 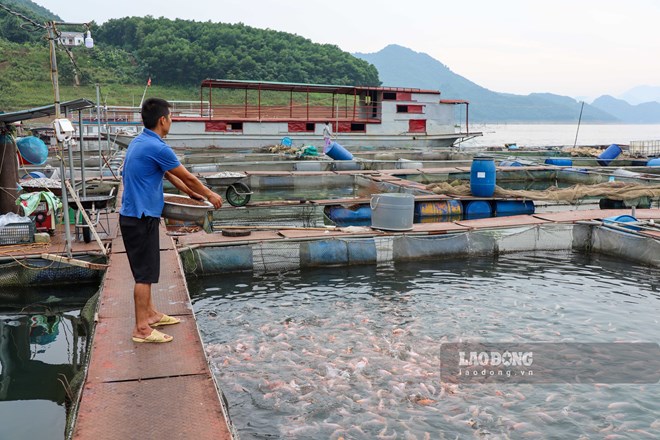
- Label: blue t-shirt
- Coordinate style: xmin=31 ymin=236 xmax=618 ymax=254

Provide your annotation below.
xmin=120 ymin=128 xmax=180 ymax=218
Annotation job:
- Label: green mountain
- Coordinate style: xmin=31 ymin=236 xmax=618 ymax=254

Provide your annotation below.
xmin=94 ymin=17 xmax=379 ymax=87
xmin=2 ymin=0 xmax=57 ymax=18
xmin=0 ymin=0 xmax=59 ymax=43
xmin=354 ymin=44 xmax=618 ymax=123
xmin=0 ymin=7 xmax=381 ymax=110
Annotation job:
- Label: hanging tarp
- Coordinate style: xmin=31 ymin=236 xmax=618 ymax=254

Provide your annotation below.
xmin=16 ymin=191 xmax=61 ymax=216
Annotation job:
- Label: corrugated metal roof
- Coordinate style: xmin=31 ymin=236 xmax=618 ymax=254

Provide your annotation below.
xmin=440 ymin=99 xmax=470 ymax=104
xmin=0 ymin=98 xmax=95 ymax=124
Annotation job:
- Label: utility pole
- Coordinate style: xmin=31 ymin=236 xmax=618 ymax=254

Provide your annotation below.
xmin=0 ymin=5 xmax=94 ymax=253
xmin=46 ymin=20 xmax=94 ymax=257
xmin=47 ymin=21 xmax=74 ymax=257
xmin=0 ymin=128 xmax=19 ymax=214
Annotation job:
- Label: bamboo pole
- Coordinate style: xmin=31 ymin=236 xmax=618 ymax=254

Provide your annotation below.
xmin=65 ymin=180 xmax=107 ymax=255
xmin=40 ymin=253 xmax=108 ymax=270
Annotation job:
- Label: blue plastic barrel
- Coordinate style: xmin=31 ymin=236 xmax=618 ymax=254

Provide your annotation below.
xmin=470 ymin=157 xmax=496 ymax=197
xmin=324 ymin=204 xmax=371 ymax=227
xmin=22 ymin=171 xmax=47 ymax=179
xmin=597 ymin=144 xmax=622 ymax=166
xmin=499 ymin=160 xmax=523 ymax=167
xmin=494 ymin=200 xmax=535 ymax=217
xmin=462 ymin=200 xmax=493 ymax=220
xmin=545 ymin=158 xmax=573 ymax=166
xmin=325 ymin=142 xmax=354 ymax=160
xmin=414 ymin=200 xmax=462 ymax=223
xmin=603 ymin=215 xmax=640 ymax=231
xmin=647 ymin=158 xmax=660 ymax=166
xmin=16 ymin=136 xmax=48 ymax=165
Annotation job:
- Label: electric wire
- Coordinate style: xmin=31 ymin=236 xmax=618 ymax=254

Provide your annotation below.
xmin=0 ymin=3 xmax=46 ymax=31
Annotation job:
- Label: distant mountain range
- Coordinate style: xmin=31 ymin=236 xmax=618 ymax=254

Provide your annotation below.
xmin=354 ymin=45 xmax=660 ymax=124
xmin=591 ymin=95 xmax=660 ymax=123
xmin=619 ymin=85 xmax=660 ymax=105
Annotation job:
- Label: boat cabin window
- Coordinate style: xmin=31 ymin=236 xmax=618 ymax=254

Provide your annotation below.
xmin=205 ymin=121 xmax=243 ymax=132
xmin=336 ymin=122 xmax=365 ymax=133
xmin=397 ymin=105 xmax=424 ymax=114
xmin=287 ymin=122 xmax=315 ymax=132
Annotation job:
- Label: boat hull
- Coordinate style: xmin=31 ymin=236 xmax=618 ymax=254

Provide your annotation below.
xmin=115 ymin=131 xmax=475 ymax=150
xmin=168 ymin=132 xmax=465 ymax=149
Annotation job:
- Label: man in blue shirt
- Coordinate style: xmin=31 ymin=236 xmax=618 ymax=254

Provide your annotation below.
xmin=120 ymin=98 xmax=222 ymax=343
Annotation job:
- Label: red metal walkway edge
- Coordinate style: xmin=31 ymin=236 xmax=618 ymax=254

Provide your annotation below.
xmin=73 ymin=224 xmax=232 ymax=439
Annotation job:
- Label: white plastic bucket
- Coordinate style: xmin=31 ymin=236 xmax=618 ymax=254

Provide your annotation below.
xmin=370 ymin=193 xmax=414 ymax=231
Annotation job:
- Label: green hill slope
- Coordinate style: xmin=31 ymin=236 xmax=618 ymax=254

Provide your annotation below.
xmin=0 ymin=0 xmax=59 ymax=43
xmin=96 ymin=17 xmax=380 ymax=87
xmin=0 ymin=7 xmax=380 ymax=110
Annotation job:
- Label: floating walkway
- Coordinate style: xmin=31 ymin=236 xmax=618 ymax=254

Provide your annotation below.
xmin=176 ymin=208 xmax=660 ymax=276
xmin=1 ymin=187 xmax=235 ymax=439
xmin=71 ymin=195 xmax=233 ymax=438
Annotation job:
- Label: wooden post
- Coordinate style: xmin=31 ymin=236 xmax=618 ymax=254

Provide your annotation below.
xmin=0 ymin=131 xmax=19 ymax=214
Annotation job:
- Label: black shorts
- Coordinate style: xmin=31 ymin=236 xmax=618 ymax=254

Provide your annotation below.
xmin=119 ymin=215 xmax=161 ymax=284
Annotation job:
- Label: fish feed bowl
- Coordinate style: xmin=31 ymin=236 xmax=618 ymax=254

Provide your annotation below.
xmin=162 ymin=195 xmax=213 ymax=221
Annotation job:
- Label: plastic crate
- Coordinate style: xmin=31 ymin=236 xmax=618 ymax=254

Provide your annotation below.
xmin=630 ymin=140 xmax=660 ymax=157
xmin=0 ymin=221 xmax=36 ymax=245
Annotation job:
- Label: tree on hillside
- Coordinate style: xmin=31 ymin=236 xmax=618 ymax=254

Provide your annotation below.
xmin=0 ymin=0 xmax=59 ymax=43
xmin=95 ymin=17 xmax=380 ymax=87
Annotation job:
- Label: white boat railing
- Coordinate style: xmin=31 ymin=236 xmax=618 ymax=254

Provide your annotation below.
xmin=202 ymin=103 xmax=361 ymax=120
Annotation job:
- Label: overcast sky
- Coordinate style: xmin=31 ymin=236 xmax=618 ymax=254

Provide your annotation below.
xmin=33 ymin=0 xmax=660 ymax=100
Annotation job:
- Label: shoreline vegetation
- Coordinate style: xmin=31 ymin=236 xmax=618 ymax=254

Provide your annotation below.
xmin=0 ymin=4 xmax=380 ymax=111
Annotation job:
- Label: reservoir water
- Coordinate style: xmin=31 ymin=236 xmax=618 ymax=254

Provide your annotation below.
xmin=460 ymin=123 xmax=660 ymax=148
xmin=0 ymin=285 xmax=98 ymax=439
xmin=190 ymin=251 xmax=660 ymax=439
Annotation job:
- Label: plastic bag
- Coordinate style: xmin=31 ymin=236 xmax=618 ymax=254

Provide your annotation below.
xmin=0 ymin=212 xmax=31 ymax=229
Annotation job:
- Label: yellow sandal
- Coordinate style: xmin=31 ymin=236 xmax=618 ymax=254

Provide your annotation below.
xmin=132 ymin=329 xmax=173 ymax=343
xmin=151 ymin=314 xmax=181 ymax=327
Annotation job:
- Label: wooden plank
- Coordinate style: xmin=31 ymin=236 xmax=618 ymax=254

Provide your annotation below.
xmin=455 ymin=215 xmax=549 ymax=229
xmin=40 ymin=253 xmax=108 ymax=270
xmin=533 ymin=209 xmax=660 ymax=223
